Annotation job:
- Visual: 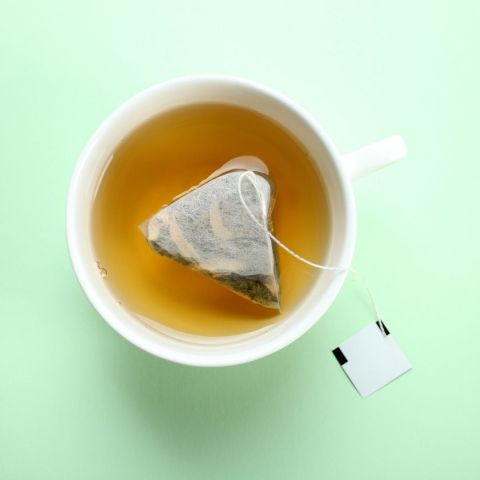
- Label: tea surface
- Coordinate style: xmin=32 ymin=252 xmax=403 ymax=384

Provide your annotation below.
xmin=92 ymin=103 xmax=330 ymax=336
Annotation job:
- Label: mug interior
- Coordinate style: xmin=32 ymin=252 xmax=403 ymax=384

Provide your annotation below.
xmin=66 ymin=75 xmax=356 ymax=366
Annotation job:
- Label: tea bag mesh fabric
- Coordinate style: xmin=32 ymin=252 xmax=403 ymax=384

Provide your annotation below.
xmin=140 ymin=171 xmax=281 ymax=309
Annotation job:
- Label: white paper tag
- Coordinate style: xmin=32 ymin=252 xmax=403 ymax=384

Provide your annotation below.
xmin=332 ymin=321 xmax=412 ymax=398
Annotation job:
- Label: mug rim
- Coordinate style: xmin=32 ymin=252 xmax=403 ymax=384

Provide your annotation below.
xmin=66 ymin=74 xmax=356 ymax=366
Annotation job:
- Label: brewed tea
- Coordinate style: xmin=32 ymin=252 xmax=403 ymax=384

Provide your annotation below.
xmin=92 ymin=103 xmax=330 ymax=336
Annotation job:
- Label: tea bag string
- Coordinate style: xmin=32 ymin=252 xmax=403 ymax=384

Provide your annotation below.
xmin=238 ymin=171 xmax=386 ymax=336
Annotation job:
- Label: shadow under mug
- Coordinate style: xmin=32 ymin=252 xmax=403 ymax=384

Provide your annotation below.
xmin=66 ymin=75 xmax=406 ymax=367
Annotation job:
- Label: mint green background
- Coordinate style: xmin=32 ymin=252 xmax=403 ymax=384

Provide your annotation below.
xmin=1 ymin=1 xmax=480 ymax=479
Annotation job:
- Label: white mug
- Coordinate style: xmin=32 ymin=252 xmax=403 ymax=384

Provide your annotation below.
xmin=66 ymin=75 xmax=406 ymax=367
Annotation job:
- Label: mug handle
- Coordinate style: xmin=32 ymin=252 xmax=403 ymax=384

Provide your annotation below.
xmin=342 ymin=135 xmax=407 ymax=180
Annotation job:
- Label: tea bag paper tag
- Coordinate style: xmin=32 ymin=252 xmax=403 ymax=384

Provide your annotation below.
xmin=332 ymin=321 xmax=411 ymax=398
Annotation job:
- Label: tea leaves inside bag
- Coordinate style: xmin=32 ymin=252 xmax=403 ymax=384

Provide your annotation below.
xmin=140 ymin=170 xmax=281 ymax=309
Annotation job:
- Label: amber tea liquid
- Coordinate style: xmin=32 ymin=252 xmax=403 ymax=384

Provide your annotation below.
xmin=92 ymin=103 xmax=330 ymax=336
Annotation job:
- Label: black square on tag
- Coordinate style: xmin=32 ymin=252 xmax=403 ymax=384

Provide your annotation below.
xmin=332 ymin=347 xmax=348 ymax=366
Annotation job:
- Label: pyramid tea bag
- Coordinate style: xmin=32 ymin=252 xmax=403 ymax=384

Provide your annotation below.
xmin=140 ymin=158 xmax=281 ymax=309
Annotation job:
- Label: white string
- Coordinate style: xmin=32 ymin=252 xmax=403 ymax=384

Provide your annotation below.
xmin=238 ymin=171 xmax=386 ymax=336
